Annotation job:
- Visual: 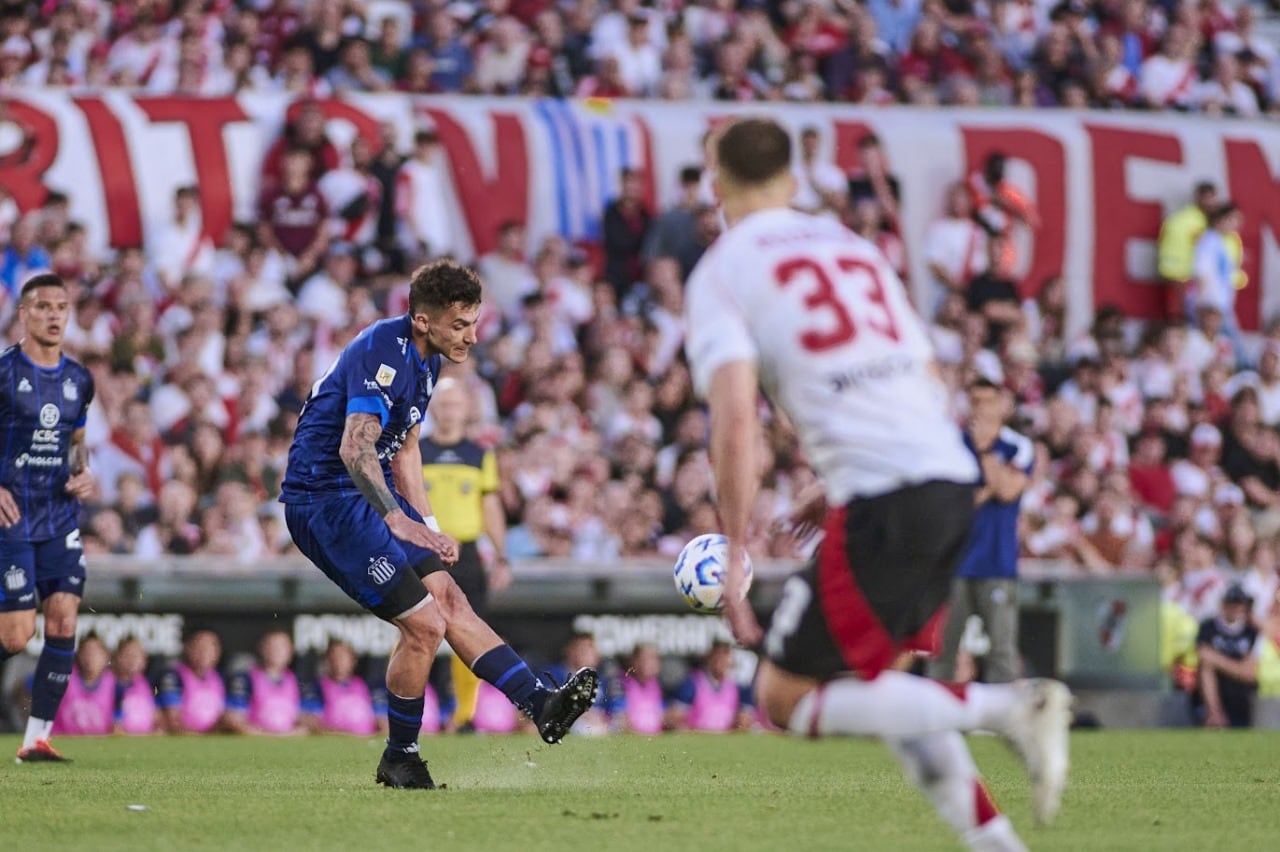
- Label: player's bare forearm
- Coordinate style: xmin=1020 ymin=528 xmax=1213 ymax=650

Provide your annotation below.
xmin=709 ymin=362 xmax=760 ymax=550
xmin=68 ymin=428 xmax=88 ymax=475
xmin=338 ymin=413 xmax=400 ymax=518
xmin=483 ymin=492 xmax=507 ymax=558
xmin=389 ymin=425 xmax=433 ymax=519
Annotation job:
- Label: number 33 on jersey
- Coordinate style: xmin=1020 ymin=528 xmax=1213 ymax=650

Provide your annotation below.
xmin=683 ymin=208 xmax=975 ymax=506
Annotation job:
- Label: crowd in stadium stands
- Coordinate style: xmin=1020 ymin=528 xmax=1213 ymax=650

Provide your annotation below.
xmin=0 ymin=0 xmax=1274 ymax=113
xmin=0 ymin=0 xmax=1278 ymax=726
xmin=1 ymin=628 xmax=757 ymax=736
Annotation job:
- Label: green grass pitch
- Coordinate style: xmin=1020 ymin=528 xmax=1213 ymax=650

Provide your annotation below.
xmin=2 ymin=731 xmax=1276 ymax=851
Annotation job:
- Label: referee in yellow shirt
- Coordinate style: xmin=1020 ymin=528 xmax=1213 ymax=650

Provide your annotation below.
xmin=420 ymin=377 xmax=512 ymax=728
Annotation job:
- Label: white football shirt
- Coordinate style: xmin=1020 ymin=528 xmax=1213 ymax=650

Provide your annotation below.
xmin=685 ymin=207 xmax=978 ymax=504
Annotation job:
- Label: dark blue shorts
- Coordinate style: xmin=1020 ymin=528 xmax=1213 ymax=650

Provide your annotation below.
xmin=284 ymin=495 xmax=445 ymax=621
xmin=0 ymin=528 xmax=86 ymax=612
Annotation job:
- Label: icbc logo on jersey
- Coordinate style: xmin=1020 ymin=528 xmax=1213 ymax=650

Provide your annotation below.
xmin=17 ymin=403 xmax=64 ymax=468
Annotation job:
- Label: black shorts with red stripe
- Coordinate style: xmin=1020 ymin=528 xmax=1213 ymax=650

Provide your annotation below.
xmin=763 ymin=480 xmax=975 ymax=681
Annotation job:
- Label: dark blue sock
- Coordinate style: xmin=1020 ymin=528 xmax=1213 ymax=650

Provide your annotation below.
xmin=31 ymin=636 xmax=74 ymax=721
xmin=471 ymin=645 xmax=547 ymax=716
xmin=385 ymin=691 xmax=424 ymax=756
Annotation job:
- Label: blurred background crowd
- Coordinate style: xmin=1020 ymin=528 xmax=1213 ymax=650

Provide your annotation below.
xmin=0 ymin=0 xmax=1277 ymax=724
xmin=0 ymin=0 xmax=1275 ymax=113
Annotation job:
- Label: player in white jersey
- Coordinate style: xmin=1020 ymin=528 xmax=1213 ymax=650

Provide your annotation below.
xmin=684 ymin=118 xmax=1071 ymax=852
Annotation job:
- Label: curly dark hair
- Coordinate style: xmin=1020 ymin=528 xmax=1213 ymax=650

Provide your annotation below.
xmin=408 ymin=259 xmax=482 ymax=314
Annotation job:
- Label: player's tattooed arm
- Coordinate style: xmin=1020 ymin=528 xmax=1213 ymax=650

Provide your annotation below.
xmin=64 ymin=427 xmax=95 ymax=501
xmin=68 ymin=427 xmax=88 ymax=475
xmin=338 ymin=413 xmax=400 ymax=517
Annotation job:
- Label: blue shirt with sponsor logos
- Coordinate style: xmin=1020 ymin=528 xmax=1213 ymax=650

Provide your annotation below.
xmin=0 ymin=344 xmax=94 ymax=542
xmin=280 ymin=315 xmax=440 ymax=504
xmin=955 ymin=426 xmax=1034 ymax=580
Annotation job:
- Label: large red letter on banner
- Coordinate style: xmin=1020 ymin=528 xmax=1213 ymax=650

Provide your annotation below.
xmin=421 ymin=108 xmax=529 ymax=256
xmin=285 ymin=98 xmax=382 ymax=154
xmin=0 ymin=100 xmax=59 ymax=212
xmin=136 ymin=97 xmax=251 ymax=247
xmin=1086 ymin=125 xmax=1182 ymax=320
xmin=961 ymin=127 xmax=1066 ymax=299
xmin=75 ymin=97 xmax=143 ymax=248
xmin=1224 ymin=139 xmax=1280 ymax=332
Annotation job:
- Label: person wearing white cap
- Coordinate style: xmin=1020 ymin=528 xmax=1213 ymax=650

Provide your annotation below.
xmin=1171 ymin=423 xmax=1224 ymax=500
xmin=1224 ymin=344 xmax=1280 ymax=427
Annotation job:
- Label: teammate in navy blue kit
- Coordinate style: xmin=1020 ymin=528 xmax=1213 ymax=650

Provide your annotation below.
xmin=929 ymin=378 xmax=1034 ymax=685
xmin=281 ymin=260 xmax=598 ymax=789
xmin=0 ymin=274 xmax=96 ymax=763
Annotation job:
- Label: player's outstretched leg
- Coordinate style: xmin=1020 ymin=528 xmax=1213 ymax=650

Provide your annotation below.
xmin=426 ymin=573 xmax=598 ymax=744
xmin=763 ymin=665 xmax=1071 ymax=826
xmin=376 ymin=603 xmax=446 ymax=790
xmin=888 ymin=732 xmax=1026 ymax=852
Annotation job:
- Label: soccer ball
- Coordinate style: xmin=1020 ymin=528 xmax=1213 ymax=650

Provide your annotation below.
xmin=673 ymin=534 xmax=753 ymax=613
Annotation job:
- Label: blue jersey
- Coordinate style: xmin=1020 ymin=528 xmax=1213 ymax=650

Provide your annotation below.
xmin=281 ymin=315 xmax=441 ymax=504
xmin=0 ymin=345 xmax=94 ymax=542
xmin=955 ymin=426 xmax=1034 ymax=580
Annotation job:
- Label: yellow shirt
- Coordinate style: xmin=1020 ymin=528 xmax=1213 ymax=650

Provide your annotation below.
xmin=1157 ymin=204 xmax=1207 ymax=282
xmin=1160 ymin=599 xmax=1199 ymax=671
xmin=1257 ymin=636 xmax=1280 ymax=698
xmin=420 ymin=438 xmax=498 ymax=543
xmin=1226 ymin=232 xmax=1248 ymax=290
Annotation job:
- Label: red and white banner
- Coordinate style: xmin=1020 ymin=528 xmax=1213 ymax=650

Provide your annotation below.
xmin=2 ymin=93 xmax=1280 ymax=334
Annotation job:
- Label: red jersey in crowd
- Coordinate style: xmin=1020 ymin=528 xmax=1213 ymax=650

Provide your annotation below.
xmin=258 ymin=185 xmax=328 ymax=258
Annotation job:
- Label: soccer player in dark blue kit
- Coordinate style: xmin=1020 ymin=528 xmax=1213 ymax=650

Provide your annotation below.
xmin=281 ymin=260 xmax=598 ymax=789
xmin=0 ymin=274 xmax=96 ymax=763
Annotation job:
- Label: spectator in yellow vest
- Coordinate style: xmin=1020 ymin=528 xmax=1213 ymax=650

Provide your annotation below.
xmin=1157 ymin=181 xmax=1217 ymax=319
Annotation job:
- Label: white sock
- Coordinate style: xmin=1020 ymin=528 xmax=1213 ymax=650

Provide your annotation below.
xmin=22 ymin=716 xmax=54 ymax=750
xmin=887 ymin=732 xmax=1023 ymax=851
xmin=787 ymin=672 xmax=1018 ymax=739
xmin=963 ymin=817 xmax=1027 ymax=852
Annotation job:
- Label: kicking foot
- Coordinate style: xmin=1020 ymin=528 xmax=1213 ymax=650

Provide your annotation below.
xmin=1001 ymin=679 xmax=1072 ymax=826
xmin=534 ymin=667 xmax=600 ymax=745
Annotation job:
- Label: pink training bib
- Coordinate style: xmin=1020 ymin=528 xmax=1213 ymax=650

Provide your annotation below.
xmin=118 ymin=674 xmax=157 ymax=734
xmin=622 ymin=675 xmax=664 ymax=735
xmin=686 ymin=671 xmax=740 ymax=732
xmin=246 ymin=667 xmax=301 ymax=734
xmin=53 ymin=669 xmax=116 ymax=735
xmin=177 ymin=663 xmax=226 ymax=733
xmin=318 ymin=676 xmax=377 ymax=736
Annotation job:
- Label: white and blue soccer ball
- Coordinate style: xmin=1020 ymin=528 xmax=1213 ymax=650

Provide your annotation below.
xmin=674 ymin=533 xmax=753 ymax=613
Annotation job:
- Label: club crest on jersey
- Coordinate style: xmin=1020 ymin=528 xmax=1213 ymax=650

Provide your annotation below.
xmin=17 ymin=377 xmax=31 ymax=393
xmin=367 ymin=556 xmax=396 ymax=585
xmin=62 ymin=378 xmax=77 ymax=401
xmin=4 ymin=565 xmax=23 ymax=592
xmin=39 ymin=403 xmax=60 ymax=428
xmin=375 ymin=364 xmax=397 ymax=387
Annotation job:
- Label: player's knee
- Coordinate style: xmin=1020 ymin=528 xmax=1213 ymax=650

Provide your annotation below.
xmin=443 ymin=582 xmax=477 ymax=623
xmin=755 ymin=663 xmax=807 ymax=730
xmin=43 ymin=614 xmax=76 ymax=639
xmin=399 ymin=603 xmax=446 ymax=650
xmin=0 ymin=619 xmax=36 ymax=654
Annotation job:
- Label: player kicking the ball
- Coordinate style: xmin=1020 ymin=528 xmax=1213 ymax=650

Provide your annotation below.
xmin=0 ymin=274 xmax=96 ymax=764
xmin=685 ymin=119 xmax=1070 ymax=851
xmin=281 ymin=260 xmax=597 ymax=789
